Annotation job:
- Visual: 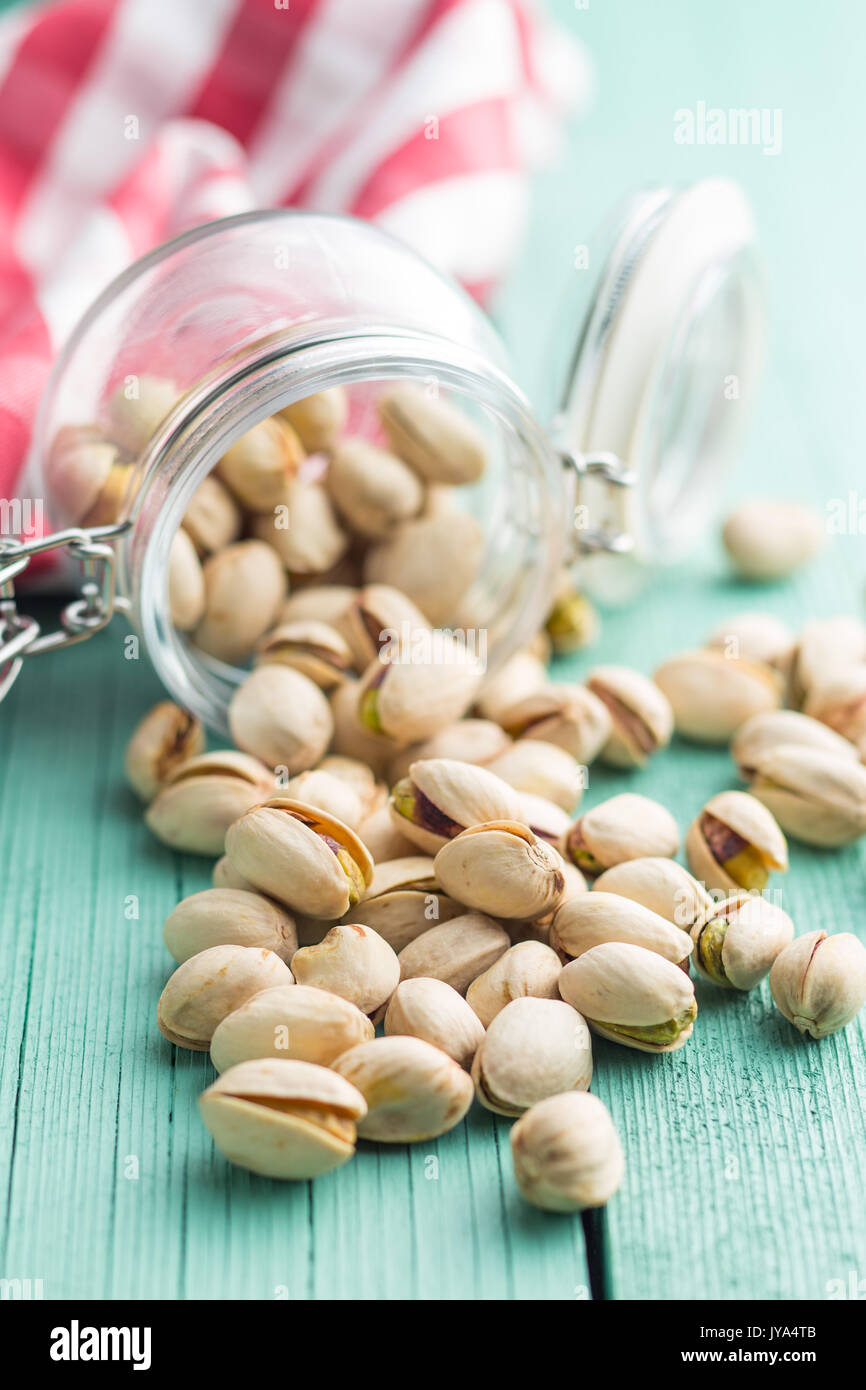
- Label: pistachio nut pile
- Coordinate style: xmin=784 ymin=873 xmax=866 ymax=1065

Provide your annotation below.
xmin=112 ymin=388 xmax=866 ymax=1216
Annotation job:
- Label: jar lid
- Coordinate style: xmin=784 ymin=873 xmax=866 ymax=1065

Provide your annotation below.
xmin=552 ymin=178 xmax=764 ymax=598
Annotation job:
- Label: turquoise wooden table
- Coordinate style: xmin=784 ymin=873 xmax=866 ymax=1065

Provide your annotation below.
xmin=2 ymin=0 xmax=865 ymax=1300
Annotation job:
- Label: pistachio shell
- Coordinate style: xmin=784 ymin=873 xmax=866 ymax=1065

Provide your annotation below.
xmin=803 ymin=665 xmax=866 ymax=752
xmin=691 ymin=892 xmax=794 ymax=991
xmin=356 ymin=802 xmax=417 ymax=863
xmin=210 ymin=985 xmax=373 ymax=1072
xmin=586 ymin=666 xmax=673 ymax=767
xmin=706 ymin=611 xmax=795 ymax=670
xmin=511 ymin=1091 xmax=624 ymax=1212
xmin=731 ymin=709 xmax=859 ymax=779
xmin=81 ymin=461 xmax=137 ymax=526
xmin=285 ymin=769 xmax=364 ymax=830
xmin=564 ymin=794 xmax=680 ymax=876
xmin=168 ymin=526 xmax=206 ymax=631
xmin=559 ymin=941 xmax=697 ymax=1053
xmin=327 ymin=437 xmax=425 ymax=539
xmin=199 ymin=1057 xmax=366 ymax=1179
xmin=384 ymin=978 xmax=485 ymax=1068
xmin=434 ymin=822 xmax=566 ymax=920
xmin=472 ymin=997 xmax=592 ymax=1116
xmin=486 ymin=740 xmax=584 ymax=812
xmin=685 ymin=790 xmax=788 ymax=893
xmin=332 ymin=1035 xmax=474 ymax=1141
xmin=157 ymin=945 xmax=292 ymax=1049
xmin=291 ymin=923 xmax=400 ymax=1016
xmin=500 ymin=684 xmax=612 ymax=765
xmin=749 ymin=744 xmax=866 ymax=846
xmin=330 ymin=680 xmax=397 ymax=778
xmin=347 ymin=855 xmax=460 ymax=952
xmin=387 ymin=719 xmax=511 ymax=785
xmin=517 ymin=792 xmax=570 ymax=847
xmin=212 ymin=855 xmax=258 ymax=892
xmin=466 ymin=940 xmax=562 ymax=1027
xmin=255 ymin=619 xmax=354 ymax=689
xmin=194 ymin=539 xmax=287 ymax=665
xmin=229 ymin=665 xmax=333 ymax=772
xmin=654 ymin=648 xmax=781 ymax=743
xmin=364 ymin=511 xmax=482 ymax=625
xmin=125 ymin=700 xmax=205 ymax=802
xmin=787 ymin=616 xmax=866 ymax=707
xmin=182 ymin=474 xmax=242 ymax=554
xmin=225 ymin=798 xmax=374 ymax=917
xmin=145 ymin=751 xmax=273 ymax=856
xmin=278 ymin=584 xmax=358 ymax=630
xmin=388 ymin=757 xmax=521 ymax=854
xmin=316 ymin=755 xmax=380 ymax=812
xmin=358 ymin=639 xmax=482 ymax=744
xmin=216 ymin=416 xmax=303 ymax=511
xmin=722 ymin=500 xmax=824 ymax=580
xmin=378 ymin=384 xmax=487 ymax=485
xmin=770 ymin=931 xmax=866 ymax=1038
xmin=551 ymin=893 xmax=692 ymax=967
xmin=338 ymin=583 xmax=432 ymax=671
xmin=476 ymin=651 xmax=548 ymax=726
xmin=397 ymin=912 xmax=509 ymax=995
xmin=105 ymin=375 xmax=177 ymax=454
xmin=163 ymin=888 xmax=297 ymax=964
xmin=251 ymin=480 xmax=349 ymax=575
xmin=593 ymin=858 xmax=713 ymax=932
xmin=46 ymin=427 xmax=119 ymax=524
xmin=279 ymin=388 xmax=348 ymax=452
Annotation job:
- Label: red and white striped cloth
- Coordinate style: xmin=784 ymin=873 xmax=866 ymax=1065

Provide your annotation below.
xmin=0 ymin=0 xmax=590 ymax=528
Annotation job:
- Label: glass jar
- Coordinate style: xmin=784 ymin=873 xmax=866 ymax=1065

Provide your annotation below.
xmin=2 ymin=177 xmax=763 ymax=730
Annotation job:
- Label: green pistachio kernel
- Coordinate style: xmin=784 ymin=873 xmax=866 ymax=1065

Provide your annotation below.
xmin=695 ymin=915 xmax=730 ymax=985
xmin=359 ymin=685 xmax=383 ymax=734
xmin=593 ymin=1002 xmax=697 ymax=1048
xmin=390 ymin=778 xmax=416 ymax=823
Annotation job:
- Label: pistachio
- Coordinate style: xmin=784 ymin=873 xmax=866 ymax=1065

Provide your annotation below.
xmin=563 ymin=794 xmax=679 ymax=877
xmin=210 ymin=985 xmax=373 ymax=1073
xmin=511 ymin=1091 xmax=624 ymax=1213
xmin=364 ymin=510 xmax=483 ymax=625
xmin=770 ymin=931 xmax=866 ymax=1038
xmin=326 ymin=438 xmax=425 ymax=539
xmin=545 ymin=575 xmax=600 ymax=654
xmin=163 ymin=888 xmax=297 ymax=965
xmin=654 ymin=649 xmax=781 ymax=743
xmin=435 ymin=822 xmax=566 ymax=921
xmin=199 ymin=1058 xmax=367 ymax=1179
xmin=786 ymin=616 xmax=866 ymax=707
xmin=722 ymin=499 xmax=824 ymax=580
xmin=168 ymin=526 xmax=206 ymax=631
xmin=285 ymin=769 xmax=364 ymax=830
xmin=81 ymin=461 xmax=138 ymax=527
xmin=182 ymin=474 xmax=242 ymax=554
xmin=338 ymin=583 xmax=431 ymax=671
xmin=731 ymin=709 xmax=860 ymax=780
xmin=476 ymin=651 xmax=548 ymax=726
xmin=212 ymin=856 xmax=257 ymax=892
xmin=255 ymin=619 xmax=354 ymax=690
xmin=316 ymin=755 xmax=381 ymax=814
xmin=551 ymin=893 xmax=693 ymax=968
xmin=145 ymin=751 xmax=273 ymax=856
xmin=517 ymin=793 xmax=570 ymax=847
xmin=593 ymin=858 xmax=714 ymax=933
xmin=748 ymin=744 xmax=866 ymax=847
xmin=346 ymin=855 xmax=461 ymax=952
xmin=157 ymin=944 xmax=292 ymax=1050
xmin=384 ymin=978 xmax=485 ymax=1069
xmin=332 ymin=1036 xmax=474 ymax=1141
xmin=290 ymin=922 xmax=399 ymax=1016
xmin=46 ymin=426 xmax=119 ymax=524
xmin=251 ymin=479 xmax=349 ymax=575
xmin=279 ymin=388 xmax=348 ymax=453
xmin=691 ymin=892 xmax=794 ymax=990
xmin=388 ymin=757 xmax=521 ymax=855
xmin=105 ymin=375 xmax=177 ymax=455
xmin=685 ymin=790 xmax=788 ymax=893
xmin=228 ymin=665 xmax=333 ymax=772
xmin=466 ymin=941 xmax=563 ymax=1027
xmin=472 ymin=997 xmax=593 ymax=1116
xmin=277 ymin=584 xmax=358 ymax=631
xmin=559 ymin=941 xmax=697 ymax=1053
xmin=504 ymin=860 xmax=587 ymax=946
xmin=194 ymin=540 xmax=287 ymax=665
xmin=499 ymin=684 xmax=612 ymax=765
xmin=216 ymin=416 xmax=303 ymax=511
xmin=379 ymin=383 xmax=487 ymax=485
xmin=330 ymin=681 xmax=396 ymax=778
xmin=125 ymin=700 xmax=205 ymax=802
xmin=486 ymin=740 xmax=584 ymax=813
xmin=225 ymin=798 xmax=374 ymax=918
xmin=706 ymin=612 xmax=795 ymax=670
xmin=387 ymin=719 xmax=511 ymax=785
xmin=586 ymin=666 xmax=673 ymax=767
xmin=397 ymin=912 xmax=510 ymax=995
xmin=358 ymin=638 xmax=482 ymax=745
xmin=356 ymin=803 xmax=417 ymax=863
xmin=803 ymin=666 xmax=866 ymax=755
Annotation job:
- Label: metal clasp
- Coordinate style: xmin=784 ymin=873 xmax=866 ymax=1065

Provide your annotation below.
xmin=560 ymin=450 xmax=637 ymax=557
xmin=0 ymin=521 xmax=132 ymax=703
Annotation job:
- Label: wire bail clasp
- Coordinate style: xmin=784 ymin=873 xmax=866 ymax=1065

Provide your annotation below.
xmin=560 ymin=449 xmax=637 ymax=559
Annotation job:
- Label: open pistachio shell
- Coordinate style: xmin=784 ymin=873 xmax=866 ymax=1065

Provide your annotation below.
xmin=691 ymin=892 xmax=794 ymax=991
xmin=559 ymin=941 xmax=697 ymax=1053
xmin=332 ymin=1035 xmax=474 ymax=1142
xmin=472 ymin=997 xmax=592 ymax=1117
xmin=705 ymin=611 xmax=795 ymax=671
xmin=748 ymin=744 xmax=866 ymax=846
xmin=499 ymin=683 xmax=612 ymax=765
xmin=210 ymin=985 xmax=373 ymax=1073
xmin=158 ymin=944 xmax=293 ymax=1050
xmin=125 ymin=700 xmax=205 ymax=803
xmin=358 ymin=639 xmax=482 ymax=745
xmin=654 ymin=648 xmax=781 ymax=743
xmin=363 ymin=510 xmax=483 ymax=625
xmin=144 ymin=751 xmax=273 ymax=856
xmin=229 ymin=665 xmax=334 ymax=773
xmin=787 ymin=616 xmax=866 ymax=707
xmin=345 ymin=856 xmax=461 ymax=952
xmin=194 ymin=539 xmax=287 ymax=665
xmin=388 ymin=719 xmax=511 ymax=785
xmin=279 ymin=388 xmax=348 ymax=453
xmin=388 ymin=757 xmax=521 ymax=854
xmin=434 ymin=821 xmax=566 ymax=921
xmin=255 ymin=619 xmax=354 ymax=689
xmin=731 ymin=708 xmax=859 ymax=779
xmin=285 ymin=770 xmax=364 ymax=831
xmin=216 ymin=415 xmax=304 ymax=511
xmin=685 ymin=790 xmax=787 ymax=893
xmin=378 ymin=383 xmax=487 ymax=485
xmin=593 ymin=858 xmax=714 ymax=932
xmin=563 ymin=794 xmax=680 ymax=877
xmin=586 ymin=666 xmax=673 ymax=768
xmin=476 ymin=651 xmax=548 ymax=726
xmin=337 ymin=583 xmax=432 ymax=671
xmin=486 ymin=740 xmax=584 ymax=812
xmin=551 ymin=893 xmax=692 ymax=968
xmin=291 ymin=923 xmax=400 ymax=1017
xmin=251 ymin=479 xmax=349 ymax=575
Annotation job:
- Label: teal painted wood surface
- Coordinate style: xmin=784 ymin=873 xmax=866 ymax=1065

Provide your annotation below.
xmin=2 ymin=0 xmax=866 ymax=1300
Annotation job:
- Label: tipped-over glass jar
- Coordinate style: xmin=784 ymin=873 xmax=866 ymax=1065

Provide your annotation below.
xmin=2 ymin=178 xmax=763 ymax=731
